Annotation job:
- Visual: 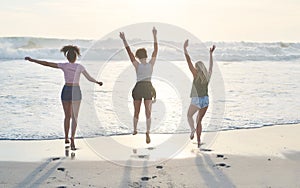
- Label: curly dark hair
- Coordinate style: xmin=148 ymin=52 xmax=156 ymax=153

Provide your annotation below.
xmin=60 ymin=45 xmax=81 ymax=63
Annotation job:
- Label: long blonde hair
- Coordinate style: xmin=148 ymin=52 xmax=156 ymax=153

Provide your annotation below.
xmin=195 ymin=61 xmax=209 ymax=83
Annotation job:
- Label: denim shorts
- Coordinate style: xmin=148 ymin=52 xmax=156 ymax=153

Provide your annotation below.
xmin=61 ymin=85 xmax=82 ymax=101
xmin=191 ymin=96 xmax=209 ymax=109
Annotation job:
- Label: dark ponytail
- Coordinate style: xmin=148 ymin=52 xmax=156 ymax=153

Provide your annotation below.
xmin=60 ymin=45 xmax=81 ymax=63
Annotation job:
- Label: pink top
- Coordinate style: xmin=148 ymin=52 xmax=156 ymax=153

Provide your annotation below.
xmin=57 ymin=63 xmax=86 ymax=84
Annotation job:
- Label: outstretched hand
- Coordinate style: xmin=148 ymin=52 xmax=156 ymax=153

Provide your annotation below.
xmin=210 ymin=45 xmax=216 ymax=54
xmin=97 ymin=81 xmax=103 ymax=86
xmin=152 ymin=27 xmax=157 ymax=36
xmin=24 ymin=56 xmax=32 ymax=61
xmin=119 ymin=32 xmax=126 ymax=40
xmin=184 ymin=39 xmax=189 ymax=49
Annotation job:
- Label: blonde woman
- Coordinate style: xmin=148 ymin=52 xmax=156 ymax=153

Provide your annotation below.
xmin=184 ymin=39 xmax=216 ymax=147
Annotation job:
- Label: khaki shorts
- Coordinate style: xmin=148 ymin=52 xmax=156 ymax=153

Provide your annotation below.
xmin=132 ymin=81 xmax=156 ymax=100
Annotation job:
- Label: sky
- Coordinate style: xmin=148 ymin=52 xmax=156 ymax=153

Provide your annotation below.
xmin=1 ymin=0 xmax=300 ymax=42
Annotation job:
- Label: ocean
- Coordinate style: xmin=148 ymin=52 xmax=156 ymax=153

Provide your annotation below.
xmin=0 ymin=37 xmax=300 ymax=140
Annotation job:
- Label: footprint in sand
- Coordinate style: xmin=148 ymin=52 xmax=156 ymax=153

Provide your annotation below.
xmin=131 ymin=182 xmax=139 ymax=187
xmin=57 ymin=167 xmax=65 ymax=172
xmin=200 ymin=148 xmax=213 ymax=152
xmin=52 ymin=157 xmax=60 ymax=161
xmin=216 ymin=154 xmax=228 ymax=160
xmin=140 ymin=175 xmax=158 ymax=181
xmin=130 ymin=154 xmax=150 ymax=159
xmin=156 ymin=165 xmax=163 ymax=169
xmin=130 ymin=148 xmax=150 ymax=159
xmin=138 ymin=155 xmax=149 ymax=159
xmin=214 ymin=163 xmax=231 ymax=168
xmin=141 ymin=177 xmax=151 ymax=181
xmin=147 ymin=147 xmax=155 ymax=150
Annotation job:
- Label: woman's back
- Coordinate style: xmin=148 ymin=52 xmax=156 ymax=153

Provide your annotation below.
xmin=58 ymin=62 xmax=85 ymax=84
xmin=136 ymin=63 xmax=153 ymax=82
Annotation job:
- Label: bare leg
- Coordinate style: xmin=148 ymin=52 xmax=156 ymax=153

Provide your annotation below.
xmin=144 ymin=99 xmax=152 ymax=144
xmin=62 ymin=101 xmax=72 ymax=144
xmin=187 ymin=104 xmax=198 ymax=139
xmin=196 ymin=107 xmax=208 ymax=147
xmin=133 ymin=100 xmax=142 ymax=135
xmin=70 ymin=100 xmax=81 ymax=150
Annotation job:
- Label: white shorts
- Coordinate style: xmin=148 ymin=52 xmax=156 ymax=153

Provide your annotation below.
xmin=191 ymin=96 xmax=209 ymax=109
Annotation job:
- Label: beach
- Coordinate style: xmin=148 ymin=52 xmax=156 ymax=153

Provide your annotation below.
xmin=1 ymin=38 xmax=300 ymax=187
xmin=1 ymin=123 xmax=299 ymax=187
xmin=1 ymin=0 xmax=300 ymax=186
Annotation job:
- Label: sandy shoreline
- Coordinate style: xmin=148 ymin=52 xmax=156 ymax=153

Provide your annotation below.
xmin=1 ymin=124 xmax=300 ymax=187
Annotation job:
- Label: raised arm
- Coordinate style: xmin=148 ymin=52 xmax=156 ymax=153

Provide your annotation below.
xmin=119 ymin=32 xmax=138 ymax=69
xmin=183 ymin=40 xmax=197 ymax=78
xmin=208 ymin=45 xmax=216 ymax=80
xmin=24 ymin=57 xmax=58 ymax=68
xmin=149 ymin=27 xmax=158 ymax=66
xmin=82 ymin=70 xmax=103 ymax=86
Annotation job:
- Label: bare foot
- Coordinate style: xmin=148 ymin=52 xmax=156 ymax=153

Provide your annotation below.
xmin=190 ymin=129 xmax=196 ymax=140
xmin=133 ymin=130 xmax=137 ymax=135
xmin=197 ymin=139 xmax=201 ymax=148
xmin=70 ymin=138 xmax=76 ymax=151
xmin=65 ymin=139 xmax=70 ymax=144
xmin=146 ymin=132 xmax=151 ymax=144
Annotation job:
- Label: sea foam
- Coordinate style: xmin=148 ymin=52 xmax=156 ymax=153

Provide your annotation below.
xmin=1 ymin=37 xmax=300 ymax=62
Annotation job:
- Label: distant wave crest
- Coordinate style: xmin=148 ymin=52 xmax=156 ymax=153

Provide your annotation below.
xmin=1 ymin=37 xmax=300 ymax=62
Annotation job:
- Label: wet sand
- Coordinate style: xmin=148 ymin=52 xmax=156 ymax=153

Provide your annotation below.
xmin=0 ymin=124 xmax=300 ymax=187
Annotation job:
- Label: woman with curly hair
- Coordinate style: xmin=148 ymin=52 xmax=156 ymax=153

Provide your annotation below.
xmin=25 ymin=45 xmax=103 ymax=150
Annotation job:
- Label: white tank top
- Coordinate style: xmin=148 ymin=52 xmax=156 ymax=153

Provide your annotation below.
xmin=136 ymin=63 xmax=153 ymax=82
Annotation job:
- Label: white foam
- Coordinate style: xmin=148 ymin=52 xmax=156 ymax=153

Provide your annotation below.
xmin=1 ymin=37 xmax=300 ymax=61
